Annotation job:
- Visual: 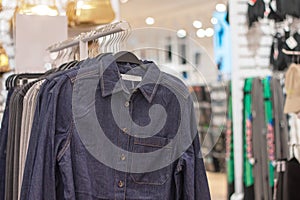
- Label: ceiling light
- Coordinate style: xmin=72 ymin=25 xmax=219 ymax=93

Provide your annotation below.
xmin=205 ymin=28 xmax=214 ymax=37
xmin=120 ymin=0 xmax=129 ymax=3
xmin=216 ymin=3 xmax=226 ymax=12
xmin=193 ymin=20 xmax=202 ymax=29
xmin=211 ymin=17 xmax=218 ymax=25
xmin=30 ymin=5 xmax=59 ymax=16
xmin=145 ymin=17 xmax=155 ymax=25
xmin=196 ymin=29 xmax=206 ymax=38
xmin=177 ymin=29 xmax=187 ymax=38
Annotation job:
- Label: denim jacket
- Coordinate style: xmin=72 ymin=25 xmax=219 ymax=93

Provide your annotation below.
xmin=21 ymin=54 xmax=210 ymax=200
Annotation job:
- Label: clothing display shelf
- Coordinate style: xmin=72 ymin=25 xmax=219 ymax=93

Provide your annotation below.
xmin=47 ymin=21 xmax=130 ymax=60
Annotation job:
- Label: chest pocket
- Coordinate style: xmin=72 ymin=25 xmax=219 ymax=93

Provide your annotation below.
xmin=130 ymin=136 xmax=172 ymax=185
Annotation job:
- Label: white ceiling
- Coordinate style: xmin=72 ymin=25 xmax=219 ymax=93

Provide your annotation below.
xmin=120 ymin=0 xmax=222 ymax=28
xmin=119 ymin=0 xmax=227 ymax=56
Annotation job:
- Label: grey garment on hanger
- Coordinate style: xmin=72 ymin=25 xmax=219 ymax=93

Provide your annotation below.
xmin=5 ymin=89 xmax=20 ymax=200
xmin=18 ymin=80 xmax=44 ymax=199
xmin=251 ymin=78 xmax=272 ymax=200
xmin=271 ymin=78 xmax=288 ymax=160
xmin=5 ymin=81 xmax=39 ymax=200
xmin=271 ymin=77 xmax=289 ymax=200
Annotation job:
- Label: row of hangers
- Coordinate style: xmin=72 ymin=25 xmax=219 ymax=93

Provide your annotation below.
xmin=274 ymin=17 xmax=300 ymax=56
xmin=49 ymin=21 xmax=142 ymax=68
xmin=5 ymin=73 xmax=44 ymax=90
xmin=7 ymin=21 xmax=144 ymax=90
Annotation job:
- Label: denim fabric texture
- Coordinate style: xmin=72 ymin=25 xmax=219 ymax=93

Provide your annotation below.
xmin=21 ymin=54 xmax=210 ymax=200
xmin=0 ymin=89 xmax=14 ymax=200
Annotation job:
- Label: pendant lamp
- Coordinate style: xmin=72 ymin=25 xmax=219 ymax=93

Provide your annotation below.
xmin=16 ymin=0 xmax=59 ymax=16
xmin=66 ymin=0 xmax=115 ymax=27
xmin=0 ymin=44 xmax=10 ymax=73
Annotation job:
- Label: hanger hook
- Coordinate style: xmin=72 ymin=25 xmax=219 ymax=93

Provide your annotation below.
xmin=116 ymin=31 xmax=122 ymax=52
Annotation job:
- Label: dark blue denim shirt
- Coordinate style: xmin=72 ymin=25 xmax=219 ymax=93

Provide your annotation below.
xmin=0 ymin=89 xmax=14 ymax=200
xmin=21 ymin=58 xmax=94 ymax=199
xmin=21 ymin=54 xmax=210 ymax=200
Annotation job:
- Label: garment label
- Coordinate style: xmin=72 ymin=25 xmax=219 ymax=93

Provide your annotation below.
xmin=121 ymin=74 xmax=142 ymax=82
xmin=286 ymin=36 xmax=298 ymax=49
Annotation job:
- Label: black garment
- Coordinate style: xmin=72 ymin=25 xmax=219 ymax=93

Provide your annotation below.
xmin=277 ymin=0 xmax=300 ymax=18
xmin=270 ymin=33 xmax=288 ymax=71
xmin=275 ymin=160 xmax=287 ymax=200
xmin=225 ymin=4 xmax=230 ymax=24
xmin=248 ymin=0 xmax=265 ymax=27
xmin=227 ymin=182 xmax=234 ymax=200
xmin=268 ymin=0 xmax=285 ymax=22
xmin=283 ymin=157 xmax=300 ymax=200
xmin=283 ymin=33 xmax=300 ymax=65
xmin=244 ymin=185 xmax=255 ymax=200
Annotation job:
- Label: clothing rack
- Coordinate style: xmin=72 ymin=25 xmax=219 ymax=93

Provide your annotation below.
xmin=47 ymin=21 xmax=131 ymax=60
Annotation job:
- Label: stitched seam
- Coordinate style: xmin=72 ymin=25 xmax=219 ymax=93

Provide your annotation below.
xmin=162 ymin=78 xmax=189 ymax=99
xmin=130 ymin=173 xmax=170 ymax=185
xmin=163 ymin=78 xmax=188 ymax=98
xmin=74 ymin=191 xmax=110 ymax=199
xmin=133 ymin=141 xmax=172 ymax=149
xmin=57 ymin=122 xmax=73 ymax=161
xmin=70 ymin=70 xmax=98 ymax=82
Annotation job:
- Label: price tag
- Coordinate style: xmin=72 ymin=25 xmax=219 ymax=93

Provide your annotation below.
xmin=286 ymin=36 xmax=298 ymax=49
xmin=121 ymin=74 xmax=142 ymax=82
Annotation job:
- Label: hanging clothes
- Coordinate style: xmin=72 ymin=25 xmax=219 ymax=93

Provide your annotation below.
xmin=1 ymin=53 xmax=211 ymax=200
xmin=247 ymin=0 xmax=265 ymax=27
xmin=277 ymin=0 xmax=300 ymax=18
xmin=226 ymin=84 xmax=234 ymax=199
xmin=228 ymin=75 xmax=291 ymax=200
xmin=270 ymin=33 xmax=289 ymax=71
xmin=251 ymin=78 xmax=271 ymax=200
xmin=267 ymin=0 xmax=285 ymax=22
xmin=0 ymin=89 xmax=14 ymax=200
xmin=271 ymin=77 xmax=288 ymax=200
xmin=262 ymin=77 xmax=275 ymax=192
xmin=213 ymin=11 xmax=232 ymax=75
xmin=243 ymin=78 xmax=255 ymax=200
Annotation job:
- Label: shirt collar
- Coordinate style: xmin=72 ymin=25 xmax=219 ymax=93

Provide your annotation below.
xmin=100 ymin=54 xmax=162 ymax=103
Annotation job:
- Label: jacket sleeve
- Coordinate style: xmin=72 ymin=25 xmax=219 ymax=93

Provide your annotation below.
xmin=175 ymin=97 xmax=211 ymax=200
xmin=21 ymin=77 xmax=72 ymax=200
xmin=21 ymin=80 xmax=57 ymax=200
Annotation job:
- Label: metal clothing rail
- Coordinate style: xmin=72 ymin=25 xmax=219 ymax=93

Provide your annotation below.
xmin=46 ymin=21 xmax=131 ymax=60
xmin=46 ymin=35 xmax=81 ymax=53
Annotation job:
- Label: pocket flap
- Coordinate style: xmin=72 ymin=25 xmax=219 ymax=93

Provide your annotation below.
xmin=134 ymin=136 xmax=170 ymax=148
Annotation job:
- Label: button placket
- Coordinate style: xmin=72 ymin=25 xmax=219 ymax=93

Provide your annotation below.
xmin=122 ymin=128 xmax=128 ymax=134
xmin=124 ymin=101 xmax=130 ymax=107
xmin=114 ymin=94 xmax=130 ymax=198
xmin=120 ymin=154 xmax=126 ymax=161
